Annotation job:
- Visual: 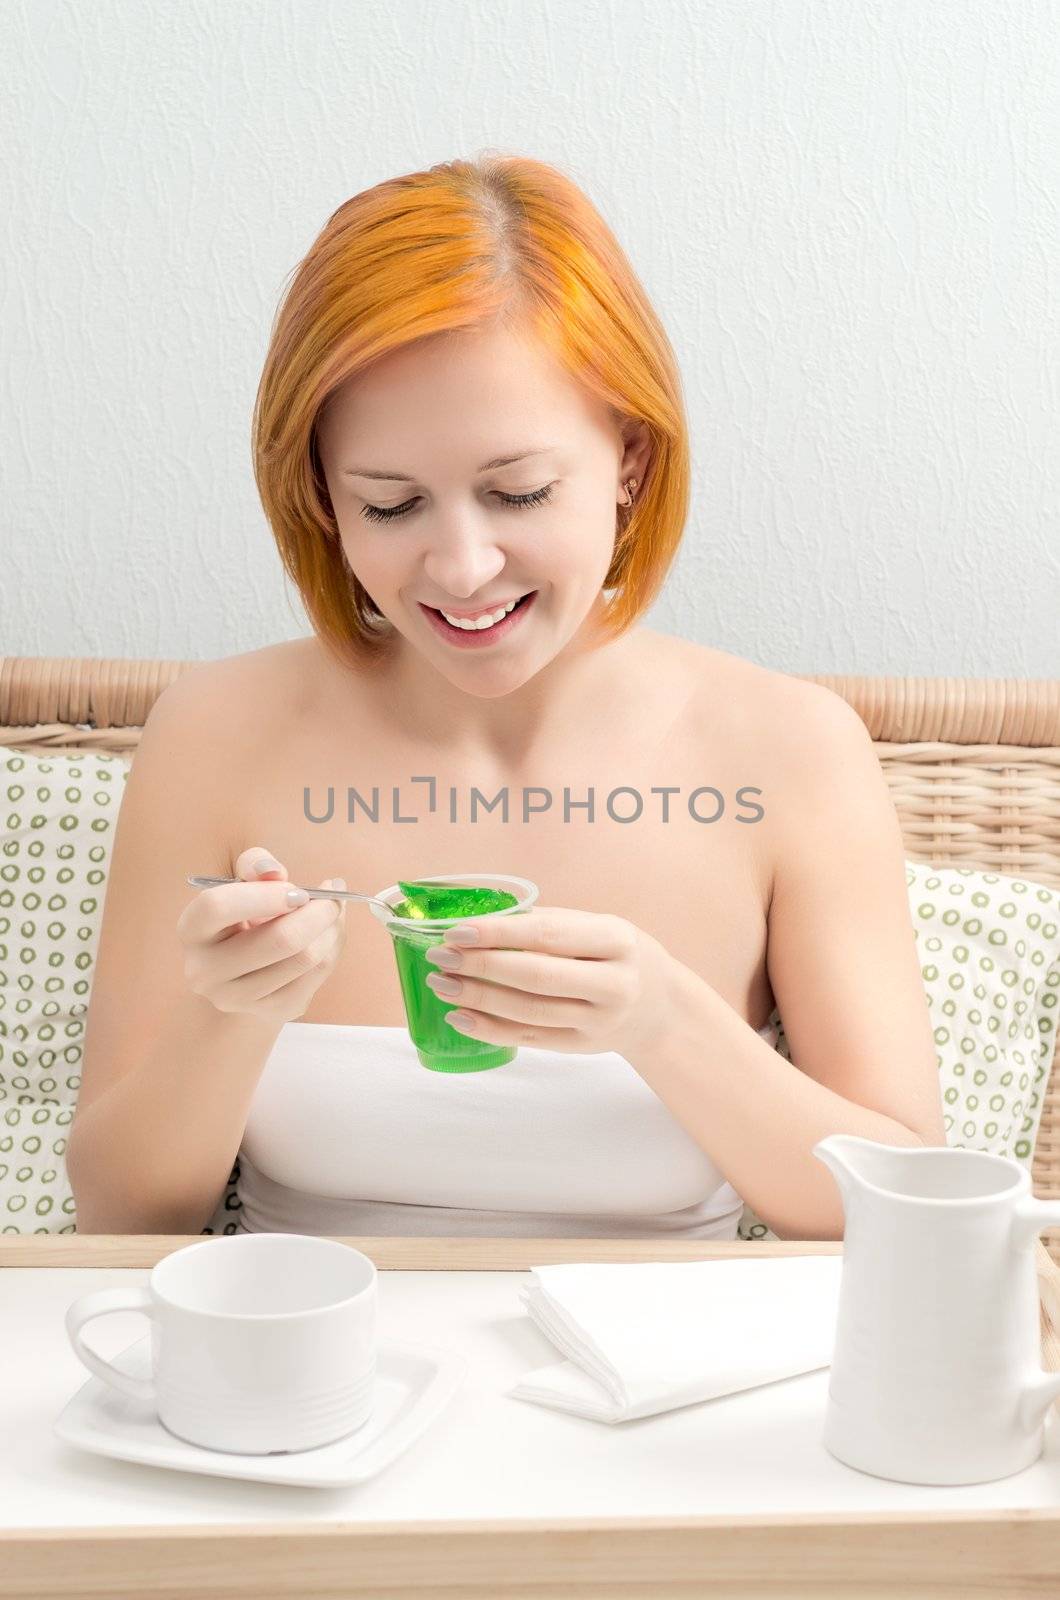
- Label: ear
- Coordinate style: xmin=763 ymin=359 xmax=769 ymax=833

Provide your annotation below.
xmin=617 ymin=419 xmax=653 ymax=493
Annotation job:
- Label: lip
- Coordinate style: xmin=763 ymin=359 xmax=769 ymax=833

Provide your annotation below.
xmin=418 ymin=591 xmax=538 ymax=649
xmin=421 ymin=595 xmax=531 ymax=621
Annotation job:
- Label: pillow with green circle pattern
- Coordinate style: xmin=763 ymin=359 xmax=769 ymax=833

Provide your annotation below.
xmin=0 ymin=744 xmax=239 ymax=1235
xmin=1 ymin=746 xmax=126 ymax=1234
xmin=739 ymin=861 xmax=1060 ymax=1240
xmin=2 ymin=745 xmax=1058 ymax=1238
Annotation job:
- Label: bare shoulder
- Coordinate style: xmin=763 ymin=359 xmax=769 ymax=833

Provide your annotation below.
xmin=652 ymin=635 xmax=887 ymax=914
xmin=651 ymin=631 xmax=868 ymax=757
xmin=130 ymin=639 xmax=355 ymax=878
xmin=150 ymin=637 xmax=337 ymax=735
xmin=654 ymin=634 xmax=882 ymax=850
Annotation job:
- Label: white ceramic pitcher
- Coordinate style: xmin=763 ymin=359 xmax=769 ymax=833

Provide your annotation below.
xmin=813 ymin=1134 xmax=1060 ymax=1485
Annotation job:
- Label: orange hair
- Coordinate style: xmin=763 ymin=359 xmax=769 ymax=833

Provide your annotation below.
xmin=252 ymin=152 xmax=691 ymax=672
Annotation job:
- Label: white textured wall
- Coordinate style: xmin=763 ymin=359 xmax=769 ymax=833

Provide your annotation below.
xmin=2 ymin=0 xmax=1056 ymax=676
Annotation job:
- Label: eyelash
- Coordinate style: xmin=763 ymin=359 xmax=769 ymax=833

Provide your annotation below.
xmin=360 ymin=484 xmax=555 ymax=524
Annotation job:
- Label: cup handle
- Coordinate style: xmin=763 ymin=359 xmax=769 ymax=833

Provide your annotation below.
xmin=65 ymin=1287 xmax=157 ymax=1402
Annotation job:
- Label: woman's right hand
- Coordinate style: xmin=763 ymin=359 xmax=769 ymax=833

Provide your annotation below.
xmin=177 ymin=847 xmax=348 ymax=1023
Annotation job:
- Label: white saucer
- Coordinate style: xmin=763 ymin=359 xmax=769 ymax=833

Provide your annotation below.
xmin=54 ymin=1333 xmax=467 ymax=1488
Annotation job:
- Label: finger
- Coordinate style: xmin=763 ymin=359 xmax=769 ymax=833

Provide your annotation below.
xmin=234 ymin=880 xmax=346 ymax=989
xmin=426 ymin=969 xmax=593 ymax=1029
xmin=185 ymin=878 xmax=316 ymax=946
xmin=426 ymin=945 xmax=623 ymax=1004
xmin=196 ymin=879 xmax=342 ymax=978
xmin=442 ymin=1006 xmax=590 ymax=1053
xmin=235 ymin=846 xmax=287 ymax=880
xmin=441 ymin=906 xmax=631 ymax=958
xmin=221 ymin=878 xmax=346 ymax=1008
xmin=256 ymin=965 xmax=332 ymax=1014
xmin=215 ymin=931 xmax=340 ymax=1003
xmin=214 ymin=962 xmax=325 ymax=1017
xmin=226 ymin=847 xmax=291 ymax=938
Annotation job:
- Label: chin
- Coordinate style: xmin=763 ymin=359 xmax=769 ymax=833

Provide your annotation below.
xmin=448 ymin=675 xmax=533 ymax=700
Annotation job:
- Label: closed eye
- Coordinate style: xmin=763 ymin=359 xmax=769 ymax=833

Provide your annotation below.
xmin=360 ymin=484 xmax=555 ymax=524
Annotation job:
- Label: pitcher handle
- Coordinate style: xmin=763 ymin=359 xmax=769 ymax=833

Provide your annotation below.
xmin=65 ymin=1287 xmax=157 ymax=1402
xmin=1010 ymin=1199 xmax=1060 ymax=1433
xmin=1011 ymin=1195 xmax=1060 ymax=1254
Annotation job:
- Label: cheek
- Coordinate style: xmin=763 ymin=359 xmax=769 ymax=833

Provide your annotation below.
xmin=339 ymin=537 xmax=397 ymax=590
xmin=569 ymin=518 xmax=622 ymax=585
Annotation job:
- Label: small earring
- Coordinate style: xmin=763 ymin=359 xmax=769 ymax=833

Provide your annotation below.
xmin=620 ymin=477 xmax=639 ymax=508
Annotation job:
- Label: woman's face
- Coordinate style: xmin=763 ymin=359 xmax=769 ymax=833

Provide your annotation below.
xmin=317 ymin=321 xmax=647 ymax=697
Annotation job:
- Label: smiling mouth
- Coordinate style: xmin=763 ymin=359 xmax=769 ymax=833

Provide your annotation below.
xmin=432 ymin=594 xmax=526 ymax=619
xmin=419 ymin=590 xmax=538 ymax=642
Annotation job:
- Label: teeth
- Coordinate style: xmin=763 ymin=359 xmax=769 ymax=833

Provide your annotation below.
xmin=439 ymin=596 xmax=524 ymax=630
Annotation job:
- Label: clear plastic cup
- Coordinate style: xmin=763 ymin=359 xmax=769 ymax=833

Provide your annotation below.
xmin=368 ymin=874 xmax=539 ymax=1072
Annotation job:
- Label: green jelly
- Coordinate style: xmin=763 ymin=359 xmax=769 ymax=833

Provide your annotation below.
xmin=392 ymin=881 xmax=518 ymax=921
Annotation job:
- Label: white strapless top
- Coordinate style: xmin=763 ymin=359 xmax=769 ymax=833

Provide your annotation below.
xmin=235 ymin=1019 xmax=779 ymax=1239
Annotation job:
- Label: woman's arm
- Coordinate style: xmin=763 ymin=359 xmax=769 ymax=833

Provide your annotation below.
xmin=66 ymin=670 xmax=284 ymax=1233
xmin=69 ymin=664 xmax=348 ymax=1234
xmin=623 ymin=685 xmax=947 ymax=1239
xmin=68 ymin=992 xmax=283 ymax=1235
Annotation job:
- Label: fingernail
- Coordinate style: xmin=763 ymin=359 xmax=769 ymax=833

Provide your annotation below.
xmin=428 ymin=945 xmax=463 ymax=969
xmin=255 ymin=857 xmax=281 ymax=875
xmin=445 ymin=925 xmax=479 ymax=945
xmin=286 ymin=887 xmax=309 ymax=906
xmin=330 ymin=877 xmax=347 ymax=892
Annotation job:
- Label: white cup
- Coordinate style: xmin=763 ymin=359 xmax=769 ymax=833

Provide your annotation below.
xmin=64 ymin=1233 xmax=377 ymax=1454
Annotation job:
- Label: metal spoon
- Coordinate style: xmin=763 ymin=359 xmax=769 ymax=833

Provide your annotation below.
xmin=186 ymin=875 xmax=396 ymax=913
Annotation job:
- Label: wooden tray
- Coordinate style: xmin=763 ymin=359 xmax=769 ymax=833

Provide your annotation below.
xmin=3 ymin=1234 xmax=1060 ymax=1599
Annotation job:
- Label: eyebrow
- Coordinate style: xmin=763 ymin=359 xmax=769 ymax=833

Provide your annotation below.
xmin=341 ymin=448 xmax=556 ymax=483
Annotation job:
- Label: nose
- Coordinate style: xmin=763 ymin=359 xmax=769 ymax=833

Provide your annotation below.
xmin=422 ymin=526 xmax=508 ymax=601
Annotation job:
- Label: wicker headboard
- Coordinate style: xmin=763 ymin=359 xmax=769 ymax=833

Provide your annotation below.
xmin=2 ymin=658 xmax=1059 ymax=1212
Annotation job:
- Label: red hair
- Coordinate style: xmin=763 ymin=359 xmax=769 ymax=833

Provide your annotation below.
xmin=252 ymin=153 xmax=690 ymax=671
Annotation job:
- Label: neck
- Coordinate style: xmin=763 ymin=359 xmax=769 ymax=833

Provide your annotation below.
xmin=375 ymin=596 xmax=633 ymax=767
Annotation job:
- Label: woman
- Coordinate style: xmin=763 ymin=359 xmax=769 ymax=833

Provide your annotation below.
xmin=67 ymin=154 xmax=946 ymax=1239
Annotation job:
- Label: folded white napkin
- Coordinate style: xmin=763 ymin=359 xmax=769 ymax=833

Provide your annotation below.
xmin=508 ymin=1254 xmax=843 ymax=1423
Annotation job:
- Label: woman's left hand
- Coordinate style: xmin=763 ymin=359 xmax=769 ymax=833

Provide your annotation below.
xmin=423 ymin=907 xmax=676 ymax=1058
